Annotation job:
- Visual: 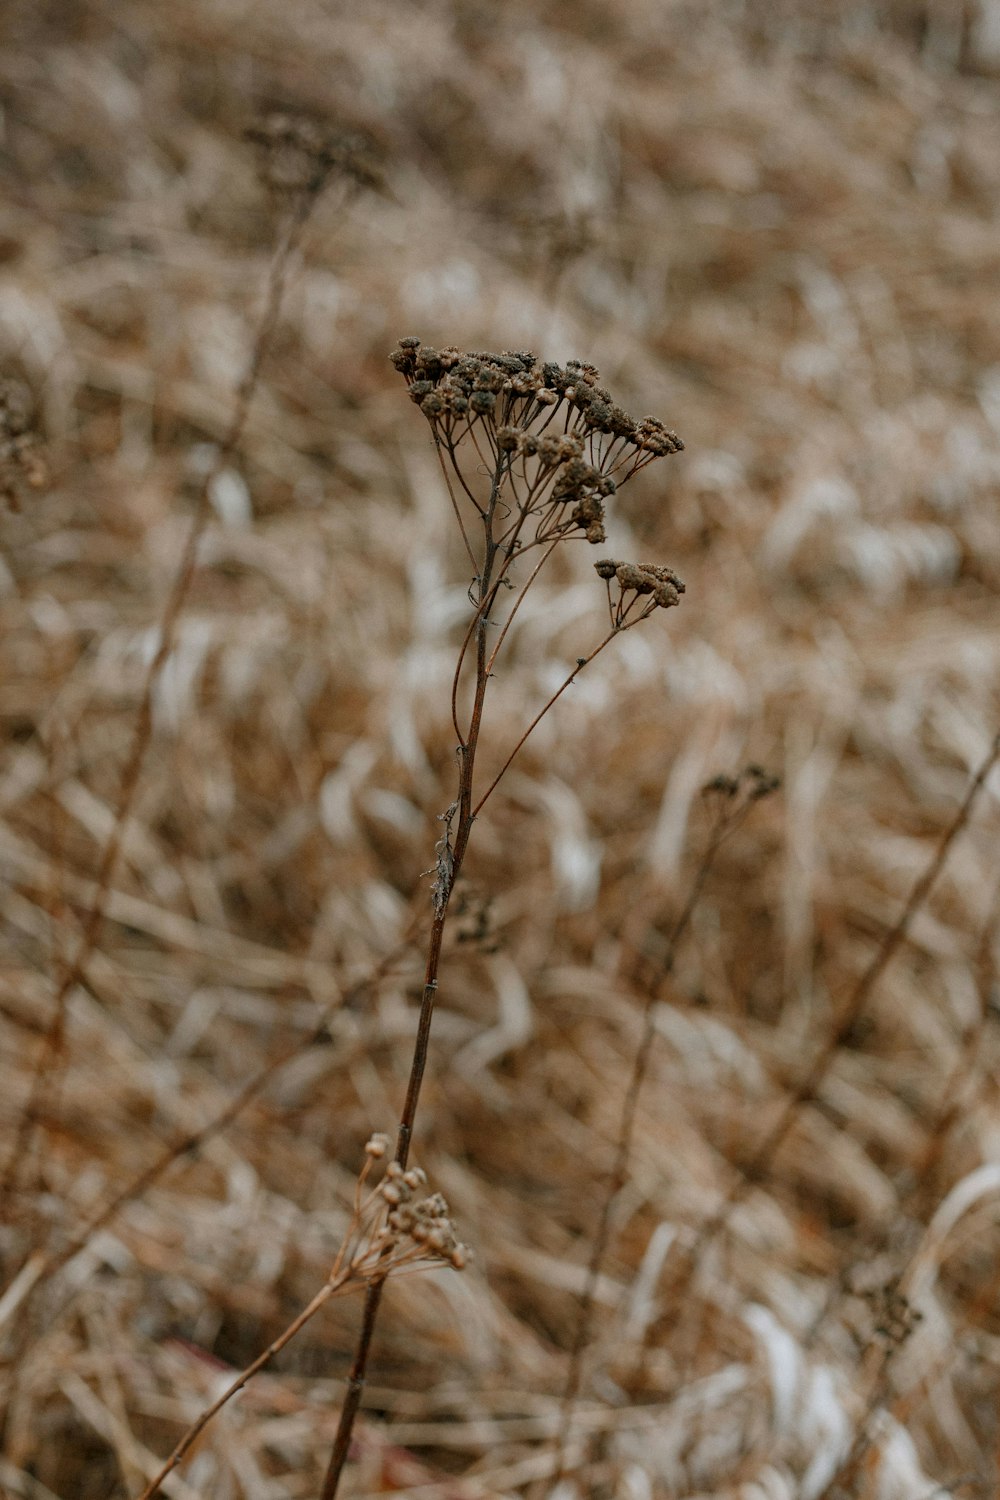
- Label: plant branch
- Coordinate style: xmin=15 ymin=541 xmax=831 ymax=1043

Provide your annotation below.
xmin=660 ymin=731 xmax=1000 ymax=1330
xmin=552 ymin=778 xmax=774 ymax=1480
xmin=473 ymin=627 xmax=621 ymax=819
xmin=0 ymin=184 xmax=321 ymax=1229
xmin=137 ymin=1279 xmax=339 ymax=1500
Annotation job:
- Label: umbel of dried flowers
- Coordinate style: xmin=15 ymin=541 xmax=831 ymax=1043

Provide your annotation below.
xmin=390 ymin=339 xmax=683 ymax=558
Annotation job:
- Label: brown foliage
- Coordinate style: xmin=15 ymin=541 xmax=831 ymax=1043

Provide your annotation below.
xmin=1 ymin=3 xmax=999 ymax=1497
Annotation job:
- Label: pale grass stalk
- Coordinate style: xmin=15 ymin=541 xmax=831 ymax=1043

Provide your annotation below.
xmin=552 ymin=769 xmax=779 ymax=1481
xmin=0 ymin=183 xmax=322 ymax=1230
xmin=654 ymin=731 xmax=1000 ymax=1348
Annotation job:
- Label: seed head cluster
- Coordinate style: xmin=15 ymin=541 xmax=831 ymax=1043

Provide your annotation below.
xmin=390 ymin=338 xmax=683 ymax=557
xmin=703 ymin=764 xmax=781 ymax=803
xmin=1 ymin=378 xmax=46 ymax=509
xmin=595 ymin=557 xmax=686 ymax=627
xmin=246 ymin=112 xmax=384 ymax=196
xmin=358 ymin=1134 xmax=468 ymax=1272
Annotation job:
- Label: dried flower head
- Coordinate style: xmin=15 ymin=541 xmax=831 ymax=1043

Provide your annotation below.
xmin=341 ymin=1137 xmax=471 ymax=1281
xmin=247 ymin=112 xmax=385 ymax=196
xmin=595 ymin=558 xmax=686 ymax=626
xmin=371 ymin=1156 xmax=469 ymax=1272
xmin=703 ymin=764 xmax=781 ymax=803
xmin=390 ymin=338 xmax=683 ymax=562
xmin=1 ymin=377 xmax=47 ymax=510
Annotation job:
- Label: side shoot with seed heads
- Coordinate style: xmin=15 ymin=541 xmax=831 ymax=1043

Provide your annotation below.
xmin=135 ymin=1135 xmax=468 ymax=1500
xmin=321 ymin=338 xmax=686 ymax=1498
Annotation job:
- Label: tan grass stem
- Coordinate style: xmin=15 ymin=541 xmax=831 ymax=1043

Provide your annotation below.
xmin=661 ymin=730 xmax=1000 ymax=1335
xmin=552 ymin=772 xmax=777 ymax=1481
xmin=0 ymin=185 xmax=322 ymax=1233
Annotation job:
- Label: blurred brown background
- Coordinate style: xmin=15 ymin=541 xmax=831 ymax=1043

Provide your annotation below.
xmin=1 ymin=2 xmax=999 ymax=1496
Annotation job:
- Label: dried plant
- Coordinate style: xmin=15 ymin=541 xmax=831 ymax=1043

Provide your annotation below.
xmin=4 ymin=11 xmax=1000 ymax=1497
xmin=0 ymin=112 xmax=384 ymax=1472
xmin=320 ymin=338 xmax=686 ymax=1497
xmin=0 ymin=377 xmax=47 ymax=510
xmin=0 ymin=187 xmax=320 ymax=1237
xmin=136 ymin=1136 xmax=467 ymax=1500
xmin=646 ymin=732 xmax=1000 ymax=1370
xmin=553 ymin=765 xmax=780 ymax=1481
xmin=245 ymin=112 xmax=387 ymax=199
xmin=0 ymin=98 xmax=392 ymax=1252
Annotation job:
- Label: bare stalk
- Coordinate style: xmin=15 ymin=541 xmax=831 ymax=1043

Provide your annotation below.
xmin=658 ymin=731 xmax=1000 ymax=1335
xmin=320 ymin=452 xmax=508 ymax=1500
xmin=552 ymin=770 xmax=778 ymax=1480
xmin=0 ymin=184 xmax=321 ymax=1228
xmin=473 ymin=629 xmax=616 ymax=819
xmin=737 ymin=734 xmax=999 ymax=1193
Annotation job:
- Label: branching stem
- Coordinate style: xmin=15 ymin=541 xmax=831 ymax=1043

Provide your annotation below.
xmin=320 ymin=342 xmax=686 ymax=1498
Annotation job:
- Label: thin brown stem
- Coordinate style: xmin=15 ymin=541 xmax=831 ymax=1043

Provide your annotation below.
xmin=319 ymin=1272 xmax=387 ymax=1500
xmin=742 ymin=732 xmax=1000 ymax=1187
xmin=552 ymin=789 xmax=766 ymax=1480
xmin=663 ymin=731 xmax=1000 ymax=1325
xmin=0 ymin=185 xmax=321 ymax=1228
xmin=484 ymin=540 xmax=559 ymax=677
xmin=137 ymin=1280 xmax=339 ymax=1500
xmin=434 ymin=439 xmax=479 ymax=572
xmin=321 ymin=445 xmax=551 ymax=1495
xmin=473 ymin=627 xmax=620 ymax=819
xmin=320 ymin=484 xmax=501 ymax=1498
xmin=135 ymin=1149 xmax=455 ymax=1500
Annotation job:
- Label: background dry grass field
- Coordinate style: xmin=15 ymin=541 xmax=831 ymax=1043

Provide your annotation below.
xmin=2 ymin=1 xmax=1000 ymax=1496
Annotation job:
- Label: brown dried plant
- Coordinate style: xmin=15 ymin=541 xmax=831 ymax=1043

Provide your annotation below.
xmin=0 ymin=181 xmax=318 ymax=1237
xmin=0 ymin=113 xmax=383 ymax=1451
xmin=644 ymin=731 xmax=1000 ymax=1374
xmin=136 ymin=1135 xmax=468 ymax=1500
xmin=553 ymin=765 xmax=780 ymax=1481
xmin=320 ymin=339 xmax=686 ymax=1498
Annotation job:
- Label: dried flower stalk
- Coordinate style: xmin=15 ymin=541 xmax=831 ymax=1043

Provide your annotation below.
xmin=651 ymin=731 xmax=1000 ymax=1362
xmin=136 ymin=1137 xmax=468 ymax=1500
xmin=320 ymin=339 xmax=685 ymax=1498
xmin=553 ymin=766 xmax=780 ymax=1481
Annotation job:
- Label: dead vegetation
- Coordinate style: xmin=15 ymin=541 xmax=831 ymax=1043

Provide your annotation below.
xmin=1 ymin=2 xmax=999 ymax=1497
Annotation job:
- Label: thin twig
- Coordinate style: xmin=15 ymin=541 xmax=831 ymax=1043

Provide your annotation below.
xmin=661 ymin=732 xmax=1000 ymax=1326
xmin=3 ymin=939 xmax=411 ymax=1327
xmin=137 ymin=1280 xmax=340 ymax=1500
xmin=135 ymin=1150 xmax=464 ymax=1500
xmin=552 ymin=779 xmax=774 ymax=1480
xmin=0 ymin=185 xmax=321 ymax=1227
xmin=473 ymin=629 xmax=619 ymax=819
xmin=319 ymin=447 xmax=511 ymax=1499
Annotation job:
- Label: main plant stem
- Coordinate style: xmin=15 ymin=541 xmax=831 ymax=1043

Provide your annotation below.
xmin=320 ymin=480 xmax=502 ymax=1500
